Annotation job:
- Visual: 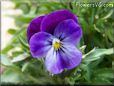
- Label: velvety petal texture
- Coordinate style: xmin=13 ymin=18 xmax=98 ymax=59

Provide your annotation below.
xmin=30 ymin=32 xmax=53 ymax=58
xmin=41 ymin=9 xmax=78 ymax=34
xmin=54 ymin=19 xmax=82 ymax=45
xmin=27 ymin=16 xmax=45 ymax=42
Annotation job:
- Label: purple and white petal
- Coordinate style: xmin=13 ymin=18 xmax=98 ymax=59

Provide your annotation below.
xmin=41 ymin=9 xmax=78 ymax=34
xmin=54 ymin=19 xmax=82 ymax=45
xmin=27 ymin=16 xmax=45 ymax=42
xmin=45 ymin=47 xmax=63 ymax=74
xmin=59 ymin=43 xmax=82 ymax=69
xmin=30 ymin=32 xmax=53 ymax=58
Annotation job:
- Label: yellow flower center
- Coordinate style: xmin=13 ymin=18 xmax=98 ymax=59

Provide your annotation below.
xmin=53 ymin=39 xmax=61 ymax=50
xmin=53 ymin=42 xmax=61 ymax=50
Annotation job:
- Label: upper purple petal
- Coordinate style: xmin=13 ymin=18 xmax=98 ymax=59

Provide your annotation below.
xmin=41 ymin=9 xmax=78 ymax=34
xmin=27 ymin=16 xmax=45 ymax=42
xmin=54 ymin=19 xmax=82 ymax=45
xmin=29 ymin=32 xmax=53 ymax=58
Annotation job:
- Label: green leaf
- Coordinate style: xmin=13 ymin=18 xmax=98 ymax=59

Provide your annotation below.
xmin=92 ymin=77 xmax=112 ymax=84
xmin=83 ymin=48 xmax=114 ymax=62
xmin=15 ymin=15 xmax=34 ymax=23
xmin=1 ymin=44 xmax=14 ymax=54
xmin=92 ymin=68 xmax=113 ymax=84
xmin=80 ymin=45 xmax=86 ymax=53
xmin=16 ymin=3 xmax=30 ymax=14
xmin=1 ymin=69 xmax=22 ymax=83
xmin=93 ymin=24 xmax=101 ymax=33
xmin=11 ymin=53 xmax=28 ymax=63
xmin=7 ymin=29 xmax=17 ymax=35
xmin=1 ymin=27 xmax=26 ymax=54
xmin=80 ymin=64 xmax=91 ymax=82
xmin=94 ymin=68 xmax=113 ymax=79
xmin=112 ymin=61 xmax=114 ymax=71
xmin=21 ymin=62 xmax=30 ymax=72
xmin=102 ymin=9 xmax=113 ymax=20
xmin=12 ymin=51 xmax=23 ymax=57
xmin=1 ymin=55 xmax=13 ymax=66
xmin=18 ymin=35 xmax=29 ymax=49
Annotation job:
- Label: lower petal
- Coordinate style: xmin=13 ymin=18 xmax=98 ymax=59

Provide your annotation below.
xmin=59 ymin=44 xmax=82 ymax=69
xmin=45 ymin=47 xmax=63 ymax=74
xmin=45 ymin=44 xmax=82 ymax=74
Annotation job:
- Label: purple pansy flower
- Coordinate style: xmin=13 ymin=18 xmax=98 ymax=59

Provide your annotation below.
xmin=27 ymin=9 xmax=82 ymax=74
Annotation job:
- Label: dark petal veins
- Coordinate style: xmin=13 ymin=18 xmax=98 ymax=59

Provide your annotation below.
xmin=30 ymin=32 xmax=53 ymax=58
xmin=41 ymin=9 xmax=78 ymax=34
xmin=45 ymin=47 xmax=63 ymax=74
xmin=54 ymin=19 xmax=82 ymax=45
xmin=27 ymin=16 xmax=45 ymax=42
xmin=45 ymin=43 xmax=82 ymax=74
xmin=59 ymin=43 xmax=82 ymax=69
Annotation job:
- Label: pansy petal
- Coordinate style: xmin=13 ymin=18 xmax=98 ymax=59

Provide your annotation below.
xmin=41 ymin=9 xmax=78 ymax=34
xmin=30 ymin=32 xmax=53 ymax=58
xmin=54 ymin=19 xmax=82 ymax=45
xmin=45 ymin=47 xmax=63 ymax=74
xmin=45 ymin=43 xmax=82 ymax=74
xmin=59 ymin=43 xmax=82 ymax=69
xmin=27 ymin=16 xmax=45 ymax=42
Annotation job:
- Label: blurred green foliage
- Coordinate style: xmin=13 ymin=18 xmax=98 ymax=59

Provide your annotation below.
xmin=1 ymin=0 xmax=114 ymax=85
